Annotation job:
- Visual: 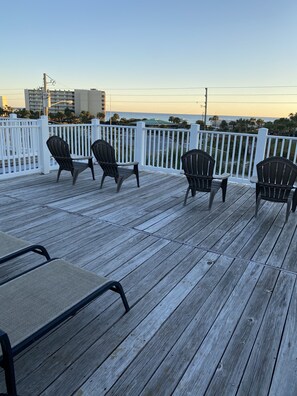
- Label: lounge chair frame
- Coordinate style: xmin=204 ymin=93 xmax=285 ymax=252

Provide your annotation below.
xmin=0 ymin=259 xmax=129 ymax=395
xmin=0 ymin=231 xmax=50 ymax=266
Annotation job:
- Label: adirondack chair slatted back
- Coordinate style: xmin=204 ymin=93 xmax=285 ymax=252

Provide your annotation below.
xmin=91 ymin=139 xmax=119 ymax=178
xmin=256 ymin=157 xmax=297 ymax=202
xmin=182 ymin=149 xmax=215 ymax=192
xmin=47 ymin=136 xmax=73 ymax=171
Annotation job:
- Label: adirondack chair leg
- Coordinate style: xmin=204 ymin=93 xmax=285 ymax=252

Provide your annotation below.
xmin=183 ymin=187 xmax=191 ymax=206
xmin=221 ymin=178 xmax=228 ymax=202
xmin=72 ymin=170 xmax=79 ymax=185
xmin=209 ymin=191 xmax=216 ymax=210
xmin=285 ymin=198 xmax=292 ymax=223
xmin=292 ymin=191 xmax=297 ymax=212
xmin=0 ymin=330 xmax=17 ymax=396
xmin=134 ymin=164 xmax=140 ymax=187
xmin=100 ymin=174 xmax=106 ymax=189
xmin=88 ymin=159 xmax=95 ymax=180
xmin=255 ymin=196 xmax=261 ymax=217
xmin=56 ymin=168 xmax=62 ymax=182
xmin=117 ymin=177 xmax=125 ymax=192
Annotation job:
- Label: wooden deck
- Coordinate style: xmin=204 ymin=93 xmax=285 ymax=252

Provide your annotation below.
xmin=0 ymin=168 xmax=297 ymax=396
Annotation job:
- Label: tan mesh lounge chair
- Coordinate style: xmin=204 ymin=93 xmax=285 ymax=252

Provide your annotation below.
xmin=0 ymin=231 xmax=50 ymax=266
xmin=47 ymin=135 xmax=95 ymax=185
xmin=181 ymin=149 xmax=230 ymax=210
xmin=252 ymin=156 xmax=297 ymax=223
xmin=0 ymin=258 xmax=129 ymax=395
xmin=91 ymin=139 xmax=140 ymax=192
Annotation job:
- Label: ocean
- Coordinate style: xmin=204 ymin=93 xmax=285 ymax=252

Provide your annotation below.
xmin=109 ymin=111 xmax=277 ymax=123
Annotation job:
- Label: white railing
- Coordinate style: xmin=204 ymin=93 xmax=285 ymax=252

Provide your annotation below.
xmin=99 ymin=124 xmax=136 ymax=163
xmin=0 ymin=116 xmax=40 ymax=177
xmin=144 ymin=127 xmax=190 ymax=172
xmin=1 ymin=115 xmax=297 ymax=184
xmin=265 ymin=135 xmax=297 ymax=163
xmin=48 ymin=124 xmax=93 ymax=168
xmin=196 ymin=130 xmax=258 ymax=182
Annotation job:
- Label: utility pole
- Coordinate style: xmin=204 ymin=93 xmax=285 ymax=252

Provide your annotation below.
xmin=204 ymin=87 xmax=208 ymax=129
xmin=43 ymin=73 xmax=49 ymax=116
xmin=42 ymin=73 xmax=55 ymax=116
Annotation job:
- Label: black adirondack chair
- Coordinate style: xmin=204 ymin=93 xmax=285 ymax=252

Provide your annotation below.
xmin=253 ymin=156 xmax=297 ymax=222
xmin=46 ymin=136 xmax=95 ymax=185
xmin=181 ymin=149 xmax=230 ymax=210
xmin=91 ymin=139 xmax=140 ymax=192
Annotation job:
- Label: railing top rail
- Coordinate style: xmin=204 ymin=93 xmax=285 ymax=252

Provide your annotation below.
xmin=267 ymin=134 xmax=297 ymax=141
xmin=49 ymin=123 xmax=91 ymax=128
xmin=199 ymin=129 xmax=257 ymax=138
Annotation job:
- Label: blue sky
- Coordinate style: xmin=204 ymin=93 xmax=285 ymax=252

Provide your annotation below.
xmin=1 ymin=0 xmax=297 ymax=118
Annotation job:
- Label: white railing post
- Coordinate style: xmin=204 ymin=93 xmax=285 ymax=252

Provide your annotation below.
xmin=9 ymin=113 xmax=17 ymax=120
xmin=252 ymin=127 xmax=268 ymax=176
xmin=91 ymin=118 xmax=100 ymax=142
xmin=189 ymin=123 xmax=199 ymax=150
xmin=38 ymin=116 xmax=50 ymax=174
xmin=135 ymin=121 xmax=145 ymax=167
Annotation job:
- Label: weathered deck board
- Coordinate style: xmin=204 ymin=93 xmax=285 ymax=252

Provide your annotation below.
xmin=0 ymin=170 xmax=296 ymax=395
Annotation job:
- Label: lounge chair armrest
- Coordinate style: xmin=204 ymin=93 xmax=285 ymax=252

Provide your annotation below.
xmin=213 ymin=173 xmax=230 ymax=180
xmin=117 ymin=161 xmax=139 ymax=166
xmin=250 ymin=176 xmax=258 ymax=183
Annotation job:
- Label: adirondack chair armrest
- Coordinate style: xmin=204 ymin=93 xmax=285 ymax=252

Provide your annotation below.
xmin=213 ymin=173 xmax=230 ymax=180
xmin=51 ymin=155 xmax=90 ymax=161
xmin=70 ymin=155 xmax=92 ymax=160
xmin=117 ymin=161 xmax=139 ymax=166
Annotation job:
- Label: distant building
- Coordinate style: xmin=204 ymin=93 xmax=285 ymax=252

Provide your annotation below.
xmin=24 ymin=88 xmax=105 ymax=116
xmin=75 ymin=89 xmax=105 ymax=116
xmin=0 ymin=96 xmax=8 ymax=109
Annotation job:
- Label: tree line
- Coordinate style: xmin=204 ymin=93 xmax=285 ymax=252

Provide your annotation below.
xmin=1 ymin=106 xmax=297 ymax=136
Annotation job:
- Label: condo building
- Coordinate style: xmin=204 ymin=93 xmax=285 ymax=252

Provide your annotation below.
xmin=0 ymin=96 xmax=8 ymax=109
xmin=24 ymin=88 xmax=105 ymax=116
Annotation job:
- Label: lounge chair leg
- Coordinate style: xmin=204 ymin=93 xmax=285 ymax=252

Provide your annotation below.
xmin=32 ymin=245 xmax=51 ymax=261
xmin=0 ymin=330 xmax=17 ymax=396
xmin=110 ymin=282 xmax=130 ymax=312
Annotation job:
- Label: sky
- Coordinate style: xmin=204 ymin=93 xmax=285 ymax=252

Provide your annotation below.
xmin=1 ymin=0 xmax=297 ymax=119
